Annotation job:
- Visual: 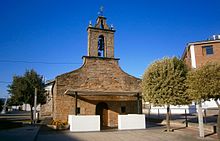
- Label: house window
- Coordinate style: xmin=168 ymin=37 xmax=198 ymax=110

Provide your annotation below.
xmin=77 ymin=107 xmax=80 ymax=114
xmin=121 ymin=106 xmax=126 ymax=114
xmin=202 ymin=46 xmax=214 ymax=55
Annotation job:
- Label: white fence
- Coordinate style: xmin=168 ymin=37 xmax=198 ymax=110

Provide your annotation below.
xmin=118 ymin=114 xmax=146 ymax=130
xmin=143 ymin=105 xmax=197 ymax=114
xmin=68 ymin=115 xmax=100 ymax=132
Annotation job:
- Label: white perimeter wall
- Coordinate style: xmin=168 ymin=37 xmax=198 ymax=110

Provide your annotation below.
xmin=145 ymin=100 xmax=219 ymax=115
xmin=148 ymin=105 xmax=196 ymax=114
xmin=118 ymin=114 xmax=146 ymax=130
xmin=68 ymin=115 xmax=100 ymax=132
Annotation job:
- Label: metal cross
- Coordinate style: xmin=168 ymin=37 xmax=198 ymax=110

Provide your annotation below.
xmin=98 ymin=6 xmax=104 ymax=16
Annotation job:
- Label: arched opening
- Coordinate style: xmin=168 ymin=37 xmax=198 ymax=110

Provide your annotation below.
xmin=100 ymin=19 xmax=104 ymax=29
xmin=96 ymin=102 xmax=108 ymax=129
xmin=98 ymin=35 xmax=105 ymax=57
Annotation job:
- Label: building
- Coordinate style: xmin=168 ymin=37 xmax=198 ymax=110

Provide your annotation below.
xmin=182 ymin=35 xmax=220 ymax=108
xmin=40 ymin=79 xmax=54 ymax=117
xmin=144 ymin=35 xmax=220 ymax=115
xmin=182 ymin=35 xmax=220 ymax=69
xmin=41 ymin=14 xmax=142 ymax=128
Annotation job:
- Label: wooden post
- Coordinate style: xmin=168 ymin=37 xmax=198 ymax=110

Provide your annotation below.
xmin=137 ymin=93 xmax=140 ymax=114
xmin=185 ymin=109 xmax=188 ymax=127
xmin=147 ymin=104 xmax=151 ymax=128
xmin=204 ymin=109 xmax=207 ymax=124
xmin=75 ymin=92 xmax=78 ymax=115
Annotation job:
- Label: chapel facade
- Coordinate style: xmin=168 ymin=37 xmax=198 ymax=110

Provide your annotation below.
xmin=41 ymin=14 xmax=142 ymax=128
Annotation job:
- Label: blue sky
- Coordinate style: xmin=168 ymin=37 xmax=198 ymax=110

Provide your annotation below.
xmin=0 ymin=0 xmax=220 ymax=98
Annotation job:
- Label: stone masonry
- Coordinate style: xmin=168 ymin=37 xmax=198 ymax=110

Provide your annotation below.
xmin=53 ymin=56 xmax=141 ymax=127
xmin=41 ymin=14 xmax=142 ymax=128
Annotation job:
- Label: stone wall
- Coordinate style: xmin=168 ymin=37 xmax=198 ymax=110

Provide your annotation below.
xmin=40 ymin=100 xmax=52 ymax=117
xmin=87 ymin=28 xmax=114 ymax=58
xmin=56 ymin=56 xmax=141 ymax=94
xmin=53 ymin=94 xmax=139 ymax=127
xmin=40 ymin=84 xmax=53 ymax=117
xmin=87 ymin=16 xmax=115 ymax=58
xmin=52 ymin=56 xmax=141 ymax=126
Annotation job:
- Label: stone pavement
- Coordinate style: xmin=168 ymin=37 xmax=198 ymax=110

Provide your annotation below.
xmin=0 ymin=120 xmax=217 ymax=141
xmin=36 ymin=124 xmax=218 ymax=141
xmin=0 ymin=125 xmax=40 ymax=141
xmin=146 ymin=113 xmax=218 ymax=134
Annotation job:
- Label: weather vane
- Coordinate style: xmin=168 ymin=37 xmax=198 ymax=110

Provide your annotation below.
xmin=98 ymin=6 xmax=104 ymax=16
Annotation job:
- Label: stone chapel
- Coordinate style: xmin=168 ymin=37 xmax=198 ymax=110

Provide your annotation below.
xmin=41 ymin=14 xmax=142 ymax=128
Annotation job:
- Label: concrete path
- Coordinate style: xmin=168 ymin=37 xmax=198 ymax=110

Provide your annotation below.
xmin=36 ymin=125 xmax=217 ymax=141
xmin=0 ymin=125 xmax=40 ymax=141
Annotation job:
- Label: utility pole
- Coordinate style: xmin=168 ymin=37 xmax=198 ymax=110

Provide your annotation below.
xmin=33 ymin=88 xmax=37 ymax=124
xmin=1 ymin=97 xmax=7 ymax=114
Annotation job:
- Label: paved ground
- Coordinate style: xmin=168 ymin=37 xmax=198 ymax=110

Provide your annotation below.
xmin=0 ymin=111 xmax=39 ymax=141
xmin=0 ymin=111 xmax=218 ymax=141
xmin=36 ymin=124 xmax=218 ymax=141
xmin=0 ymin=125 xmax=40 ymax=141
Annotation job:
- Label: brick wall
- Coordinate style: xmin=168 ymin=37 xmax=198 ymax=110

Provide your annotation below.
xmin=183 ymin=41 xmax=220 ymax=69
xmin=194 ymin=42 xmax=220 ymax=68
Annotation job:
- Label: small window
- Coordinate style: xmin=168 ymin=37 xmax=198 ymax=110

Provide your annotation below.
xmin=202 ymin=46 xmax=214 ymax=55
xmin=77 ymin=107 xmax=80 ymax=114
xmin=121 ymin=106 xmax=126 ymax=114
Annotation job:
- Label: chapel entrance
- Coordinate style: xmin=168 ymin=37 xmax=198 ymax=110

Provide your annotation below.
xmin=96 ymin=102 xmax=108 ymax=129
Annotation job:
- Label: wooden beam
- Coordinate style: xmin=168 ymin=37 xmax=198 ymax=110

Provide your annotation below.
xmin=64 ymin=89 xmax=141 ymax=96
xmin=75 ymin=92 xmax=78 ymax=115
xmin=137 ymin=93 xmax=140 ymax=114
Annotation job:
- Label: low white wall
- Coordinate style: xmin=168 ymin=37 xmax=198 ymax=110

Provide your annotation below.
xmin=150 ymin=108 xmax=192 ymax=114
xmin=118 ymin=114 xmax=146 ymax=130
xmin=146 ymin=105 xmax=197 ymax=114
xmin=68 ymin=115 xmax=100 ymax=132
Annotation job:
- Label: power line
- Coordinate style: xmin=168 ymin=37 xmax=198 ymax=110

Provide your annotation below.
xmin=0 ymin=60 xmax=81 ymax=65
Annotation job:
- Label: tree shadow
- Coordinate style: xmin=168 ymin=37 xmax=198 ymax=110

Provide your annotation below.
xmin=145 ymin=117 xmax=165 ymax=128
xmin=0 ymin=120 xmax=23 ymax=130
xmin=36 ymin=125 xmax=81 ymax=141
xmin=147 ymin=112 xmax=218 ymax=125
xmin=205 ymin=132 xmax=216 ymax=137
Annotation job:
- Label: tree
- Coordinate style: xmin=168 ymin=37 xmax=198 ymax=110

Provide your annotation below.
xmin=8 ymin=69 xmax=46 ymax=122
xmin=187 ymin=62 xmax=220 ymax=138
xmin=142 ymin=57 xmax=191 ymax=131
